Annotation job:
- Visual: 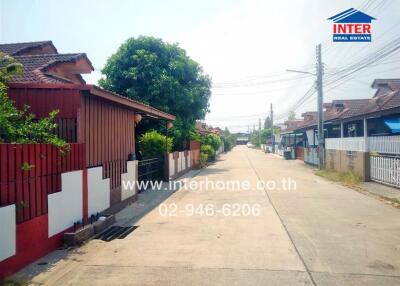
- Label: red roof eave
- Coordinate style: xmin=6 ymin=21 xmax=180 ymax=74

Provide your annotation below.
xmin=89 ymin=85 xmax=175 ymax=121
xmin=7 ymin=83 xmax=176 ymax=121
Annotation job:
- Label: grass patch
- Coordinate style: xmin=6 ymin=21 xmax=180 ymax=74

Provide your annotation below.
xmin=315 ymin=169 xmax=362 ymax=187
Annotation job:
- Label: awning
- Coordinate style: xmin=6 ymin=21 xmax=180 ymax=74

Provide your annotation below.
xmin=384 ymin=118 xmax=400 ymax=133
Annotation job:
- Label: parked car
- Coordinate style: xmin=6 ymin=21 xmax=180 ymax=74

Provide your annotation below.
xmin=246 ymin=142 xmax=254 ymax=148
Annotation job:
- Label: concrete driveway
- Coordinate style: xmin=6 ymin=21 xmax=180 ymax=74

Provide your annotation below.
xmin=23 ymin=146 xmax=400 ymax=285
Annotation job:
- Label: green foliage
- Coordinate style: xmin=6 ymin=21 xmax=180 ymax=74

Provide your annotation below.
xmin=249 ymin=127 xmax=279 ymax=148
xmin=138 ymin=130 xmax=172 ymax=159
xmin=200 ymin=134 xmax=221 ymax=151
xmin=249 ymin=129 xmax=269 ymax=148
xmin=168 ymin=117 xmax=199 ymax=150
xmin=21 ymin=162 xmax=34 ymax=171
xmin=200 ymin=144 xmax=215 ymax=163
xmin=220 ymin=128 xmax=236 ymax=152
xmin=0 ymin=52 xmax=23 ymax=82
xmin=99 ymin=36 xmax=212 ymax=149
xmin=315 ymin=169 xmax=361 ymax=187
xmin=264 ymin=116 xmax=272 ymax=129
xmin=0 ymin=53 xmax=68 ymax=150
xmin=199 ymin=153 xmax=208 ymax=168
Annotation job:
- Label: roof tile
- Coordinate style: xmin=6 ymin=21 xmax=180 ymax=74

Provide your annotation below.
xmin=0 ymin=41 xmax=56 ymax=56
xmin=9 ymin=53 xmax=91 ymax=83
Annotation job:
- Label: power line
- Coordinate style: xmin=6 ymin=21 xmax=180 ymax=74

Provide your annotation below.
xmin=212 ymin=74 xmax=313 ymax=88
xmin=211 ymin=79 xmax=314 ymax=96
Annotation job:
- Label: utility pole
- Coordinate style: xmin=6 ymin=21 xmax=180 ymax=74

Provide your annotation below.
xmin=270 ymin=103 xmax=275 ymax=153
xmin=258 ymin=118 xmax=261 ymax=147
xmin=286 ymin=44 xmax=324 ymax=168
xmin=316 ymin=44 xmax=324 ymax=169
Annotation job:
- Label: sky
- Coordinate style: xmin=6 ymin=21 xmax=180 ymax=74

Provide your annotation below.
xmin=1 ymin=0 xmax=400 ymax=132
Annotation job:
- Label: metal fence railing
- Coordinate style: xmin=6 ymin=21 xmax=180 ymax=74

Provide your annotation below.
xmin=371 ymin=155 xmax=400 ymax=188
xmin=369 ymin=136 xmax=400 ymax=155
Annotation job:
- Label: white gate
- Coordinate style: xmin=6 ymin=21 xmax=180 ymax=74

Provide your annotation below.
xmin=370 ymin=155 xmax=400 ymax=188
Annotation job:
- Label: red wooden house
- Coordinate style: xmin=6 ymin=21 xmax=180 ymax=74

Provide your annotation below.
xmin=0 ymin=41 xmax=175 ymax=277
xmin=2 ymin=41 xmax=175 ymax=209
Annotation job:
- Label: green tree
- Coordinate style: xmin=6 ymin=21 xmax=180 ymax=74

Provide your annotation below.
xmin=220 ymin=127 xmax=236 ymax=152
xmin=200 ymin=134 xmax=222 ymax=152
xmin=99 ymin=36 xmax=211 ymax=150
xmin=249 ymin=128 xmax=276 ymax=148
xmin=264 ymin=116 xmax=272 ymax=129
xmin=168 ymin=117 xmax=199 ymax=150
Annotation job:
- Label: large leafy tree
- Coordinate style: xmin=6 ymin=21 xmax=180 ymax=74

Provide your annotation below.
xmin=99 ymin=36 xmax=211 ymax=149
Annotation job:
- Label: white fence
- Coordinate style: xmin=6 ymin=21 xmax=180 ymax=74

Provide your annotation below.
xmin=369 ymin=136 xmax=400 ymax=154
xmin=325 ymin=136 xmax=400 ymax=154
xmin=371 ymin=156 xmax=400 ymax=187
xmin=325 ymin=136 xmax=400 ymax=188
xmin=325 ymin=137 xmax=366 ymax=152
xmin=168 ymin=151 xmax=193 ymax=180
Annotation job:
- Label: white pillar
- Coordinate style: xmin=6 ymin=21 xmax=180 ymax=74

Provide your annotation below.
xmin=340 ymin=122 xmax=344 ymax=138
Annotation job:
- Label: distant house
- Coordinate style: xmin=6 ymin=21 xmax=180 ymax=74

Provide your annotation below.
xmin=285 ymin=78 xmax=400 ymax=182
xmin=297 ymin=80 xmax=400 ymax=140
xmin=279 ymin=120 xmax=305 ymax=151
xmin=195 ymin=121 xmax=221 ymax=135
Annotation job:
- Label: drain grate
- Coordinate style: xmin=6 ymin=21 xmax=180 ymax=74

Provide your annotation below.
xmin=94 ymin=225 xmax=138 ymax=242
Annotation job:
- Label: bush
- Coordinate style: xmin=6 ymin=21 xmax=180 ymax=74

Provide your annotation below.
xmin=200 ymin=153 xmax=208 ymax=168
xmin=220 ymin=128 xmax=236 ymax=152
xmin=200 ymin=134 xmax=221 ymax=152
xmin=201 ymin=144 xmax=215 ymax=162
xmin=222 ymin=135 xmax=235 ymax=152
xmin=138 ymin=130 xmax=172 ymax=159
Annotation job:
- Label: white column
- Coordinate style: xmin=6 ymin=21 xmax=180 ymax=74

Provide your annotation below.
xmin=340 ymin=122 xmax=344 ymax=138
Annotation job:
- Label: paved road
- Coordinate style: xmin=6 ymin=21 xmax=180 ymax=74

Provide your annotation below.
xmin=26 ymin=146 xmax=400 ymax=285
